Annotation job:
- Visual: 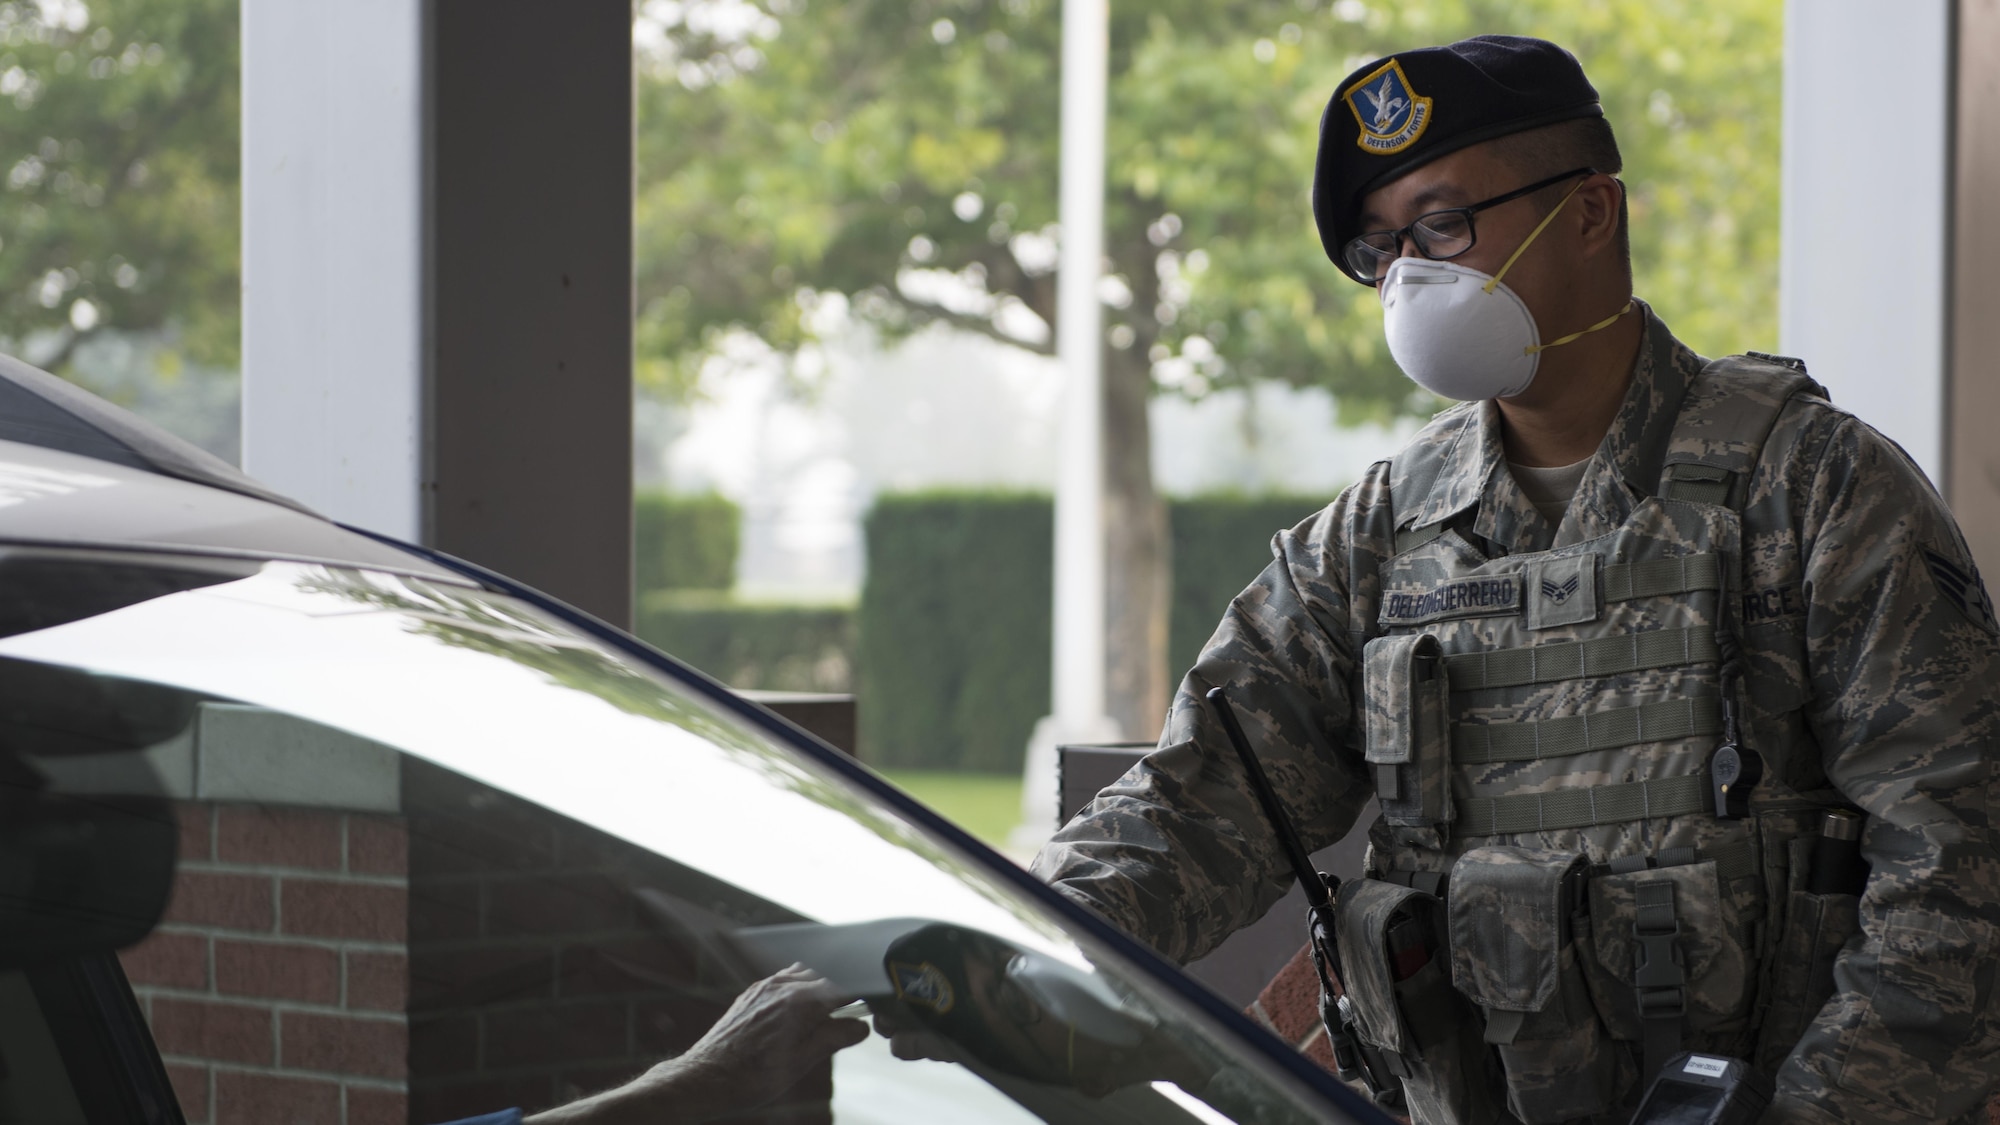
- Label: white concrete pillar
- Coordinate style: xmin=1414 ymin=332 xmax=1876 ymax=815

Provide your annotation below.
xmin=241 ymin=0 xmax=425 ymax=541
xmin=1779 ymin=0 xmax=1952 ymax=481
xmin=1017 ymin=0 xmax=1120 ymax=847
xmin=241 ymin=1 xmax=632 ymax=626
xmin=1051 ymin=0 xmax=1112 ymax=737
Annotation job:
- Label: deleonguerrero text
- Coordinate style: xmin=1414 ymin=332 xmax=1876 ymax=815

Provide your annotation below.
xmin=1382 ymin=577 xmax=1522 ymax=622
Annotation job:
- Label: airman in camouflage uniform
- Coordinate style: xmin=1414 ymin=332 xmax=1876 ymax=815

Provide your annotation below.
xmin=1032 ymin=35 xmax=2000 ymax=1125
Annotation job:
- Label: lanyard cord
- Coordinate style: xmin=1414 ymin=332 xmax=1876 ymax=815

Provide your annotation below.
xmin=1528 ymin=300 xmax=1635 ymax=356
xmin=1483 ymin=175 xmax=1590 ymax=294
xmin=1478 ymin=175 xmax=1634 ymax=355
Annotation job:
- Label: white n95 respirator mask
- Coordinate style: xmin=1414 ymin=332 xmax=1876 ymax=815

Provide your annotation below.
xmin=1380 ymin=257 xmax=1543 ymax=400
xmin=1377 ymin=178 xmax=1631 ymax=402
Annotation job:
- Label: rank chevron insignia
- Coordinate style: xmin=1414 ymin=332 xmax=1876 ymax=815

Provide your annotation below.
xmin=1922 ymin=547 xmax=2000 ymax=635
xmin=1541 ymin=574 xmax=1581 ymax=604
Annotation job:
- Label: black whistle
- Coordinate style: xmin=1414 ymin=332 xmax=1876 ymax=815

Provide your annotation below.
xmin=1709 ymin=741 xmax=1762 ymax=820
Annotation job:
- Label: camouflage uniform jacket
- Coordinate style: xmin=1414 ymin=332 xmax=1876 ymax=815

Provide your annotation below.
xmin=1031 ymin=303 xmax=2000 ymax=1123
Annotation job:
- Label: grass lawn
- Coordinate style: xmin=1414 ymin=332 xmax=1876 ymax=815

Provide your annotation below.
xmin=878 ymin=769 xmax=1023 ymax=849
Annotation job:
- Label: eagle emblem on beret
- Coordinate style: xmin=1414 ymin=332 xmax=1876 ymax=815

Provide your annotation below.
xmin=1345 ymin=59 xmax=1433 ymax=155
xmin=889 ymin=960 xmax=956 ymax=1015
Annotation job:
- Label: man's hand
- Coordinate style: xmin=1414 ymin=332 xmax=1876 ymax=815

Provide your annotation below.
xmin=526 ymin=964 xmax=867 ymax=1124
xmin=869 ymin=999 xmax=968 ymax=1066
xmin=663 ymin=962 xmax=870 ymax=1113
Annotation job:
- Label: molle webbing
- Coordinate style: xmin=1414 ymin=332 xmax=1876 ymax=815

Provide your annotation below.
xmin=1453 ymin=697 xmax=1724 ymax=765
xmin=1602 ymin=553 xmax=1722 ymax=601
xmin=1598 ymin=840 xmax=1761 ymax=883
xmin=1454 ymin=773 xmax=1711 ymax=837
xmin=1379 ymin=840 xmax=1759 ymax=901
xmin=1445 ymin=626 xmax=1719 ymax=691
xmin=1661 ymin=463 xmax=1733 ymax=505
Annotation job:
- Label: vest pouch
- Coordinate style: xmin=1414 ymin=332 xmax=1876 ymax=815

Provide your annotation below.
xmin=1334 ymin=877 xmax=1502 ymax=1125
xmin=1362 ymin=633 xmax=1452 ymax=830
xmin=1750 ymin=886 xmax=1859 ymax=1072
xmin=1752 ymin=832 xmax=1863 ymax=1073
xmin=1448 ymin=847 xmax=1625 ymax=1122
xmin=1582 ymin=858 xmax=1755 ymax=1046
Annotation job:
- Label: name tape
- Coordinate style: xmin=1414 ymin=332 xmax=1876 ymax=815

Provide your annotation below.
xmin=1381 ymin=576 xmax=1521 ymax=624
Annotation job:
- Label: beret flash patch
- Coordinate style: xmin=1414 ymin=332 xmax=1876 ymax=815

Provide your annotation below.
xmin=1345 ymin=59 xmax=1433 ymax=154
xmin=889 ymin=960 xmax=955 ymax=1015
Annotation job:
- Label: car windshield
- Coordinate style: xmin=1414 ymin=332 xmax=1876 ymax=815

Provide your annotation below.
xmin=0 ymin=550 xmax=1363 ymax=1125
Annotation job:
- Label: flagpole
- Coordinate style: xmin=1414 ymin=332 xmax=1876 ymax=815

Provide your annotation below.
xmin=1015 ymin=0 xmax=1119 ymax=851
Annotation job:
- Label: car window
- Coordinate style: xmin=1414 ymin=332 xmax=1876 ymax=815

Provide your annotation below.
xmin=0 ymin=552 xmax=1366 ymax=1125
xmin=0 ymin=971 xmax=91 ymax=1123
xmin=0 ymin=956 xmax=181 ymax=1125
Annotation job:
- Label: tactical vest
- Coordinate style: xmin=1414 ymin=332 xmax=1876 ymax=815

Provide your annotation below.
xmin=1336 ymin=355 xmax=1852 ymax=1125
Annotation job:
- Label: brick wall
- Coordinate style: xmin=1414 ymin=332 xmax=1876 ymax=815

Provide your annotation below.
xmin=403 ymin=760 xmax=829 ymax=1125
xmin=117 ymin=775 xmax=836 ymax=1125
xmin=119 ymin=802 xmax=410 ymax=1125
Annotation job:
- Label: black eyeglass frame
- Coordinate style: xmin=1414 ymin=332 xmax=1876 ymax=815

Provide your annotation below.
xmin=1340 ymin=166 xmax=1599 ymax=286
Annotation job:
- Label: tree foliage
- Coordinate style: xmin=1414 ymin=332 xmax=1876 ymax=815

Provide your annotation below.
xmin=635 ymin=0 xmax=1782 ymax=418
xmin=0 ymin=0 xmax=1783 ymax=415
xmin=0 ymin=0 xmax=239 ymax=377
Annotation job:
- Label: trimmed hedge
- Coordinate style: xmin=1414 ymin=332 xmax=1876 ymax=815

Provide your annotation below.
xmin=858 ymin=491 xmax=1053 ymax=772
xmin=636 ymin=591 xmax=855 ymax=693
xmin=635 ymin=491 xmax=740 ymax=592
xmin=629 ymin=488 xmax=1338 ymax=769
xmin=856 ymin=489 xmax=1336 ymax=772
xmin=1167 ymin=493 xmax=1332 ymax=680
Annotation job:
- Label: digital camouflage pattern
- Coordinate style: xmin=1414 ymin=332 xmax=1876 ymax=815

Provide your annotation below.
xmin=1333 ymin=876 xmax=1505 ymax=1124
xmin=1444 ymin=846 xmax=1625 ymax=1123
xmin=1031 ymin=304 xmax=2000 ymax=1123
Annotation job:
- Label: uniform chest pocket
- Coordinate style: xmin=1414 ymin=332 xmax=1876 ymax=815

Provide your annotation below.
xmin=1581 ymin=859 xmax=1756 ymax=1043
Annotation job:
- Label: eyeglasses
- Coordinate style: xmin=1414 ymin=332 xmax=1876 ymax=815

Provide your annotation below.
xmin=1341 ymin=167 xmax=1598 ymax=286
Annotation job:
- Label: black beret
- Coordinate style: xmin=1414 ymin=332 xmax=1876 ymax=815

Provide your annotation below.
xmin=882 ymin=923 xmax=1060 ymax=1083
xmin=1312 ymin=35 xmax=1602 ymax=279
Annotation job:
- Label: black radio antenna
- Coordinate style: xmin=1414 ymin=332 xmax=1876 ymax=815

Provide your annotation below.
xmin=1203 ymin=686 xmax=1333 ymax=910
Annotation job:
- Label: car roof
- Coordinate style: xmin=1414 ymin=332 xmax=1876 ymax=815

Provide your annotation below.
xmin=0 ymin=352 xmax=462 ymax=581
xmin=1 ymin=351 xmax=309 ymax=513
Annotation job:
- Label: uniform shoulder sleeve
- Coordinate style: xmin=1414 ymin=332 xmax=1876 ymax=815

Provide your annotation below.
xmin=1765 ymin=406 xmax=2000 ymax=1122
xmin=1028 ymin=464 xmax=1392 ymax=964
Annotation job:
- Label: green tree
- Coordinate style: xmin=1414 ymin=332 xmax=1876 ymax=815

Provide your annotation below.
xmin=652 ymin=0 xmax=1785 ymax=735
xmin=0 ymin=0 xmax=239 ymax=377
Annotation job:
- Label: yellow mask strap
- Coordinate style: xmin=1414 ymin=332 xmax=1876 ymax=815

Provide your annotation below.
xmin=1481 ymin=175 xmax=1592 ymax=295
xmin=1525 ymin=300 xmax=1635 ymax=356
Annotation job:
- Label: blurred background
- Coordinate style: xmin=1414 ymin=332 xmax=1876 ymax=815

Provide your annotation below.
xmin=0 ymin=0 xmax=1785 ymax=845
